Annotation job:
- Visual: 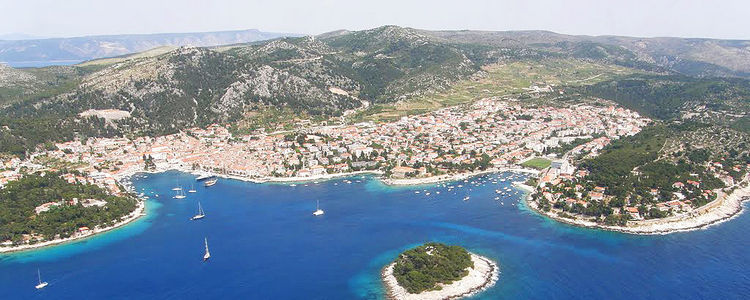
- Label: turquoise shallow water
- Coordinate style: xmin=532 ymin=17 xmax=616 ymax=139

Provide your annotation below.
xmin=1 ymin=170 xmax=749 ymax=299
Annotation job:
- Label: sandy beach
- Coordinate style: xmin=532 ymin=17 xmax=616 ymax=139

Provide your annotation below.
xmin=382 ymin=253 xmax=499 ymax=300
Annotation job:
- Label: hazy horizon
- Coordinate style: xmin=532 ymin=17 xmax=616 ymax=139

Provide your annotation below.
xmin=1 ymin=0 xmax=749 ymax=40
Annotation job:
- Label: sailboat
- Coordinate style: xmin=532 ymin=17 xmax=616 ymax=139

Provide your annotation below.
xmin=312 ymin=200 xmax=325 ymax=216
xmin=188 ymin=182 xmax=197 ymax=193
xmin=191 ymin=202 xmax=205 ymax=220
xmin=35 ymin=269 xmax=48 ymax=289
xmin=174 ymin=188 xmax=186 ymax=199
xmin=203 ymin=238 xmax=211 ymax=262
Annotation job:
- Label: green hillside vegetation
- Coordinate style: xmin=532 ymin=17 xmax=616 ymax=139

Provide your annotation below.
xmin=353 ymin=58 xmax=641 ymax=122
xmin=575 ymin=75 xmax=750 ymax=129
xmin=533 ymin=121 xmax=749 ymax=224
xmin=0 ymin=171 xmax=138 ymax=244
xmin=391 ymin=243 xmax=474 ymax=294
xmin=578 ymin=122 xmax=744 ymax=209
xmin=0 ymin=65 xmax=93 ymax=106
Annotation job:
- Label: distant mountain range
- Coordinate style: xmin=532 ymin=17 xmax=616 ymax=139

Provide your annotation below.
xmin=0 ymin=29 xmax=298 ymax=67
xmin=424 ymin=30 xmax=750 ymax=78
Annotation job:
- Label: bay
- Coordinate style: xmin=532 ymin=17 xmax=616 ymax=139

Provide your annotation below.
xmin=1 ymin=170 xmax=749 ymax=299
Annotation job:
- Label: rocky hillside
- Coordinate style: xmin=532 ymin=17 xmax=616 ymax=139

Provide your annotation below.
xmin=19 ymin=26 xmax=490 ymax=133
xmin=0 ymin=26 xmax=511 ymax=154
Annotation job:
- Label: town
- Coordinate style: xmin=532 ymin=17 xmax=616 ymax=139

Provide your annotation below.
xmin=1 ymin=97 xmax=648 ymax=188
xmin=0 ymin=95 xmax=658 ymax=246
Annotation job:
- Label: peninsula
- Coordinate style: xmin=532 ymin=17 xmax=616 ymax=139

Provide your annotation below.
xmin=524 ymin=123 xmax=750 ymax=234
xmin=0 ymin=171 xmax=144 ymax=253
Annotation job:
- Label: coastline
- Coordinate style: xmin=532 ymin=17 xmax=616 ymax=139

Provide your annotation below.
xmin=381 ymin=253 xmax=499 ymax=300
xmin=120 ymin=160 xmax=537 ymax=187
xmin=0 ymin=198 xmax=146 ymax=254
xmin=380 ymin=167 xmax=538 ymax=186
xmin=228 ymin=170 xmax=383 ymax=184
xmin=1 ymin=163 xmax=531 ymax=254
xmin=524 ymin=178 xmax=750 ymax=235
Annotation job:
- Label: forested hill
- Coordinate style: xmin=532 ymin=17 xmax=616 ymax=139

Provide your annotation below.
xmin=571 ymin=75 xmax=750 ymax=130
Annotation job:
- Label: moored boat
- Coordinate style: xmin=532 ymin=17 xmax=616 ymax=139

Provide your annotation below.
xmin=203 ymin=237 xmax=211 ymax=261
xmin=191 ymin=202 xmax=205 ymax=220
xmin=313 ymin=200 xmax=325 ymax=216
xmin=204 ymin=178 xmax=218 ymax=187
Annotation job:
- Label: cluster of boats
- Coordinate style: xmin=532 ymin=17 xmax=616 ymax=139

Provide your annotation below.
xmin=170 ymin=174 xmax=215 ymax=263
xmin=409 ymin=174 xmax=526 ymax=206
xmin=173 ymin=175 xmax=218 ymax=199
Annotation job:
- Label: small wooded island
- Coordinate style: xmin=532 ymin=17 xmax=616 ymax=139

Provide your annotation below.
xmin=382 ymin=243 xmax=499 ymax=300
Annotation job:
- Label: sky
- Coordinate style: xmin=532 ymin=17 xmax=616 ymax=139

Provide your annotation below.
xmin=0 ymin=0 xmax=748 ymax=40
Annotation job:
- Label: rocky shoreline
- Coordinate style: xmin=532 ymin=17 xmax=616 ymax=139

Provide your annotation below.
xmin=381 ymin=253 xmax=499 ymax=300
xmin=524 ymin=178 xmax=750 ymax=235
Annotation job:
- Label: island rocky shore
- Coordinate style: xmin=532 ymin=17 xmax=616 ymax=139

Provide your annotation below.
xmin=382 ymin=253 xmax=499 ymax=300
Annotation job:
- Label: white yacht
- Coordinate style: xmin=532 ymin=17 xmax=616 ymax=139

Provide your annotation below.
xmin=203 ymin=238 xmax=211 ymax=262
xmin=191 ymin=202 xmax=205 ymax=220
xmin=204 ymin=178 xmax=218 ymax=187
xmin=35 ymin=269 xmax=48 ymax=289
xmin=195 ymin=174 xmax=214 ymax=181
xmin=313 ymin=200 xmax=325 ymax=216
xmin=188 ymin=182 xmax=197 ymax=193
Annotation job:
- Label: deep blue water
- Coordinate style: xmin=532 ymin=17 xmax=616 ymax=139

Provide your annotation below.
xmin=2 ymin=170 xmax=749 ymax=299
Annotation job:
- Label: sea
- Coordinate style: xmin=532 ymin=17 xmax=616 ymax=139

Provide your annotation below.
xmin=1 ymin=170 xmax=749 ymax=299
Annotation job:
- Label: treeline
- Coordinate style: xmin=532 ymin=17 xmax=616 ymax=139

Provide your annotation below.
xmin=0 ymin=171 xmax=137 ymax=243
xmin=0 ymin=114 xmax=122 ymax=158
xmin=392 ymin=243 xmax=474 ymax=294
